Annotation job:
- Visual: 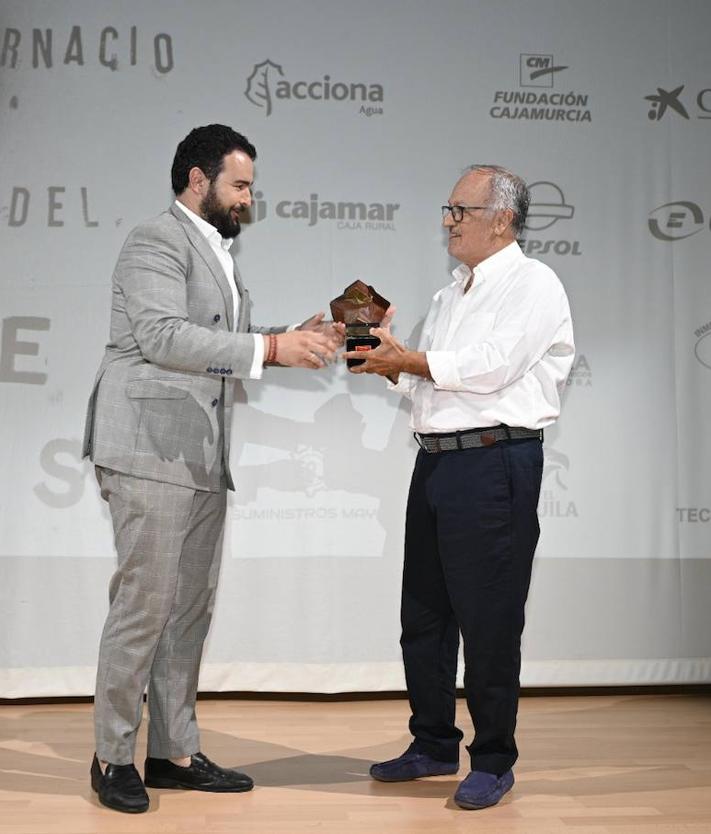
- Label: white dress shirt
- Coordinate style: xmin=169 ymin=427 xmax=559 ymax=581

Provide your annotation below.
xmin=174 ymin=200 xmax=264 ymax=378
xmin=392 ymin=241 xmax=575 ymax=433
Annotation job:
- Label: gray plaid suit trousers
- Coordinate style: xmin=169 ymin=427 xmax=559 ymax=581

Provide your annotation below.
xmin=94 ymin=467 xmax=226 ymax=764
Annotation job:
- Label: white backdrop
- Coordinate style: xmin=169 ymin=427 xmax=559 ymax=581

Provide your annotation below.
xmin=1 ymin=0 xmax=710 ymax=697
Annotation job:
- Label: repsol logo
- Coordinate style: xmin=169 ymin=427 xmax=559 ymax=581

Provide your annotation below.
xmin=245 ymin=59 xmax=383 ymax=116
xmin=520 ymin=181 xmax=582 ymax=258
xmin=0 ymin=26 xmax=174 ymax=73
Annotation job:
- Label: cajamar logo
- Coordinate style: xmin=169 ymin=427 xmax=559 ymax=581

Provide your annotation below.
xmin=242 ymin=191 xmax=398 ymax=232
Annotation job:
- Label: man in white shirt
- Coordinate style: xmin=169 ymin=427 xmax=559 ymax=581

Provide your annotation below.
xmin=83 ymin=125 xmax=342 ymax=813
xmin=345 ymin=165 xmax=574 ymax=810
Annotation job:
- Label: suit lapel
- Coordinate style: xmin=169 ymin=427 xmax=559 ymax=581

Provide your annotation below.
xmin=169 ymin=204 xmax=236 ymax=330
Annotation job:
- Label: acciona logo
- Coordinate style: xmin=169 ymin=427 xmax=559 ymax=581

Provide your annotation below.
xmin=244 ymin=59 xmax=384 ymax=117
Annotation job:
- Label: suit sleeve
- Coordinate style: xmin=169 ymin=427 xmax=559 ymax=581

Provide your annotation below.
xmin=116 ymin=222 xmax=259 ymax=378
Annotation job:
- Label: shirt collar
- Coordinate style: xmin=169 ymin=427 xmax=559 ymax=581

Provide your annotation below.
xmin=174 ymin=199 xmax=234 ymax=250
xmin=451 ymin=241 xmax=523 ymax=287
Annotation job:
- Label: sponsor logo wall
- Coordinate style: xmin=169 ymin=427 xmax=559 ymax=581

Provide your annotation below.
xmin=2 ymin=0 xmax=710 ymax=695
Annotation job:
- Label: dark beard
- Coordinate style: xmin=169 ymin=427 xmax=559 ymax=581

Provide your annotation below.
xmin=200 ymin=183 xmax=242 ymax=239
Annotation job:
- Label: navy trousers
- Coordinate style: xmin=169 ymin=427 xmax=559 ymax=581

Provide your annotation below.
xmin=400 ymin=437 xmax=543 ymax=776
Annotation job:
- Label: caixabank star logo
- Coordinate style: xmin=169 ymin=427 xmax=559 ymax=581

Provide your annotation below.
xmin=645 ymin=84 xmax=711 ymax=121
xmin=244 ymin=59 xmax=384 ymax=117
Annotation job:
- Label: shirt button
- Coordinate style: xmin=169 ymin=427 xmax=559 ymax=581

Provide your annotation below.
xmin=211 ymin=398 xmax=219 ymax=407
xmin=213 ymin=314 xmax=221 ymax=322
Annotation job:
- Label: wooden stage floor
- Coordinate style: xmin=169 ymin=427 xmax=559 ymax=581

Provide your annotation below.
xmin=1 ymin=693 xmax=710 ymax=833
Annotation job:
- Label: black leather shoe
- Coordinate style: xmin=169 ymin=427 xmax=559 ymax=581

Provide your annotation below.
xmin=144 ymin=752 xmax=254 ymax=792
xmin=90 ymin=754 xmax=149 ymax=813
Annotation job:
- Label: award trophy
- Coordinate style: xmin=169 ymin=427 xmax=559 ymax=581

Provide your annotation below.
xmin=330 ymin=280 xmax=391 ymax=367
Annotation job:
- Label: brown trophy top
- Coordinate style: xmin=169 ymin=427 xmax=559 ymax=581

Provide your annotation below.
xmin=330 ymin=280 xmax=390 ymax=325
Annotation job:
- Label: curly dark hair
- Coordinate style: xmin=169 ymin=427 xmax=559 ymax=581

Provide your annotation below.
xmin=171 ymin=124 xmax=257 ymax=195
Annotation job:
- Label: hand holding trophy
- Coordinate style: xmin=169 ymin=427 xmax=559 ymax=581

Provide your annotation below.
xmin=330 ymin=280 xmax=391 ymax=368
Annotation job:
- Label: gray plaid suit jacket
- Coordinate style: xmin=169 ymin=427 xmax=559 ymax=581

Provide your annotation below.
xmin=82 ymin=204 xmax=285 ymax=492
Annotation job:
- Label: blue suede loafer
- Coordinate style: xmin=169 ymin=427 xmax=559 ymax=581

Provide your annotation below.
xmin=454 ymin=769 xmax=514 ymax=809
xmin=370 ymin=750 xmax=459 ymax=782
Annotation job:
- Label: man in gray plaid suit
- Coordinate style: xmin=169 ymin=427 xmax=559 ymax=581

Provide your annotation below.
xmin=82 ymin=124 xmax=341 ymax=814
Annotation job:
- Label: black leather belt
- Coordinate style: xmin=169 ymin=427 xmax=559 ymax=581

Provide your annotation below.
xmin=414 ymin=425 xmax=543 ymax=453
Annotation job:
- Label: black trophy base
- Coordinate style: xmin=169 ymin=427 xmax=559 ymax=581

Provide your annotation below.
xmin=346 ymin=323 xmax=380 ymax=367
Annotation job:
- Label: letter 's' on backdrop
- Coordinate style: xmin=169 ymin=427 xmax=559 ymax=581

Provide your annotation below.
xmin=1 ymin=0 xmax=710 ymax=696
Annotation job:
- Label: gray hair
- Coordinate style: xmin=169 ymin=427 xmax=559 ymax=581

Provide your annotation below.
xmin=466 ymin=164 xmax=530 ymax=235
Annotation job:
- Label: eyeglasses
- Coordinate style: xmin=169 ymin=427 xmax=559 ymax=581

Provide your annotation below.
xmin=441 ymin=205 xmax=491 ymax=222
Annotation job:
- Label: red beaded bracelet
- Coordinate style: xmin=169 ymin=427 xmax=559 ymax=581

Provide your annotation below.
xmin=265 ymin=333 xmax=278 ymax=365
